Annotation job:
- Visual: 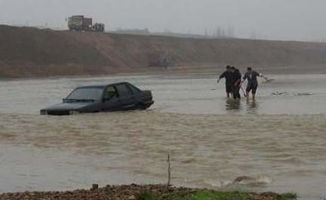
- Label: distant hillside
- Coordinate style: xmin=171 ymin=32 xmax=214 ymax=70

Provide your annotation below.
xmin=1 ymin=25 xmax=326 ymax=78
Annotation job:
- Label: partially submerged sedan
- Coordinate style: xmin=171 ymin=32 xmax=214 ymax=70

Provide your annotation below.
xmin=40 ymin=82 xmax=154 ymax=115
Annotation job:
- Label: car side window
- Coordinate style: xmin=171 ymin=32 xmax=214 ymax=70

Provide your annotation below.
xmin=103 ymin=86 xmax=118 ymax=100
xmin=116 ymin=84 xmax=133 ymax=97
xmin=127 ymin=84 xmax=141 ymax=94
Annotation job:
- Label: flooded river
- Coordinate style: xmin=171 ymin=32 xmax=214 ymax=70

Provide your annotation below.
xmin=0 ymin=73 xmax=326 ymax=199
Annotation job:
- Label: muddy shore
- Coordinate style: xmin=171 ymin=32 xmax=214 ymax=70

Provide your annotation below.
xmin=0 ymin=184 xmax=296 ymax=200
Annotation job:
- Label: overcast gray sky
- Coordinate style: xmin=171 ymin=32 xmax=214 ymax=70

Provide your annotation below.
xmin=0 ymin=0 xmax=325 ymax=41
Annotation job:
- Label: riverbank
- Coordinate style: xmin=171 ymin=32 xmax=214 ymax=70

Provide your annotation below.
xmin=0 ymin=184 xmax=296 ymax=200
xmin=1 ymin=25 xmax=326 ymax=78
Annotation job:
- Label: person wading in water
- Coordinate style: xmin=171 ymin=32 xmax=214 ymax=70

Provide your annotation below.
xmin=217 ymin=65 xmax=233 ymax=98
xmin=242 ymin=67 xmax=268 ymax=100
xmin=232 ymin=67 xmax=242 ymax=100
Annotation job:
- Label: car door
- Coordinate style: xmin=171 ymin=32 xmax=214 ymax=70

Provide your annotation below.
xmin=115 ymin=83 xmax=136 ymax=110
xmin=101 ymin=86 xmax=121 ymax=111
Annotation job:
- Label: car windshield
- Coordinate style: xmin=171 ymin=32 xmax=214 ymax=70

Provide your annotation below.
xmin=66 ymin=87 xmax=103 ymax=101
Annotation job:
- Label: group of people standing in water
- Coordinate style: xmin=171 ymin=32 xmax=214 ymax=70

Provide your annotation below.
xmin=218 ymin=65 xmax=268 ymax=100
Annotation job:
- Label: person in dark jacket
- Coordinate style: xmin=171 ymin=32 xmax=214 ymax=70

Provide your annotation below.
xmin=217 ymin=65 xmax=233 ymax=98
xmin=232 ymin=67 xmax=242 ymax=100
xmin=242 ymin=67 xmax=268 ymax=100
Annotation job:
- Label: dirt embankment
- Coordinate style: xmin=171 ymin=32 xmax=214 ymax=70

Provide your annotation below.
xmin=0 ymin=184 xmax=295 ymax=200
xmin=1 ymin=25 xmax=326 ymax=78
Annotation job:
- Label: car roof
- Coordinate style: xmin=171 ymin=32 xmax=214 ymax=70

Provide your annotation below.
xmin=76 ymin=82 xmax=131 ymax=89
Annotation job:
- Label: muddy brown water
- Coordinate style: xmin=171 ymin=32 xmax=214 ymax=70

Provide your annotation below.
xmin=0 ymin=73 xmax=326 ymax=200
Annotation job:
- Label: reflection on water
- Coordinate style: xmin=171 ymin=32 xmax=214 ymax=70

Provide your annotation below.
xmin=246 ymin=100 xmax=259 ymax=114
xmin=225 ymin=98 xmax=259 ymax=115
xmin=225 ymin=98 xmax=241 ymax=111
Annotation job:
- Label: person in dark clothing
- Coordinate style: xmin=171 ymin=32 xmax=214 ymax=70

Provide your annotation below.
xmin=242 ymin=67 xmax=268 ymax=100
xmin=218 ymin=65 xmax=233 ymax=98
xmin=232 ymin=67 xmax=242 ymax=100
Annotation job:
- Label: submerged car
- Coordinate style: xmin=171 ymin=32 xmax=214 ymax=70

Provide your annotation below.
xmin=40 ymin=82 xmax=154 ymax=115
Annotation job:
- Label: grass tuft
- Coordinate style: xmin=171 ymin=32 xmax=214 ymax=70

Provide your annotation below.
xmin=281 ymin=193 xmax=297 ymax=200
xmin=139 ymin=190 xmax=159 ymax=200
xmin=190 ymin=190 xmax=250 ymax=200
xmin=138 ymin=189 xmax=297 ymax=200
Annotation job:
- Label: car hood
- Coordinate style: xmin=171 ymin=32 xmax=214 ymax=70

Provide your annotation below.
xmin=42 ymin=102 xmax=93 ymax=111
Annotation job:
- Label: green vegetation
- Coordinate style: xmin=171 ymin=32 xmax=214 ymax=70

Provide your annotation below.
xmin=139 ymin=189 xmax=297 ymax=200
xmin=191 ymin=190 xmax=250 ymax=200
xmin=281 ymin=193 xmax=297 ymax=199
